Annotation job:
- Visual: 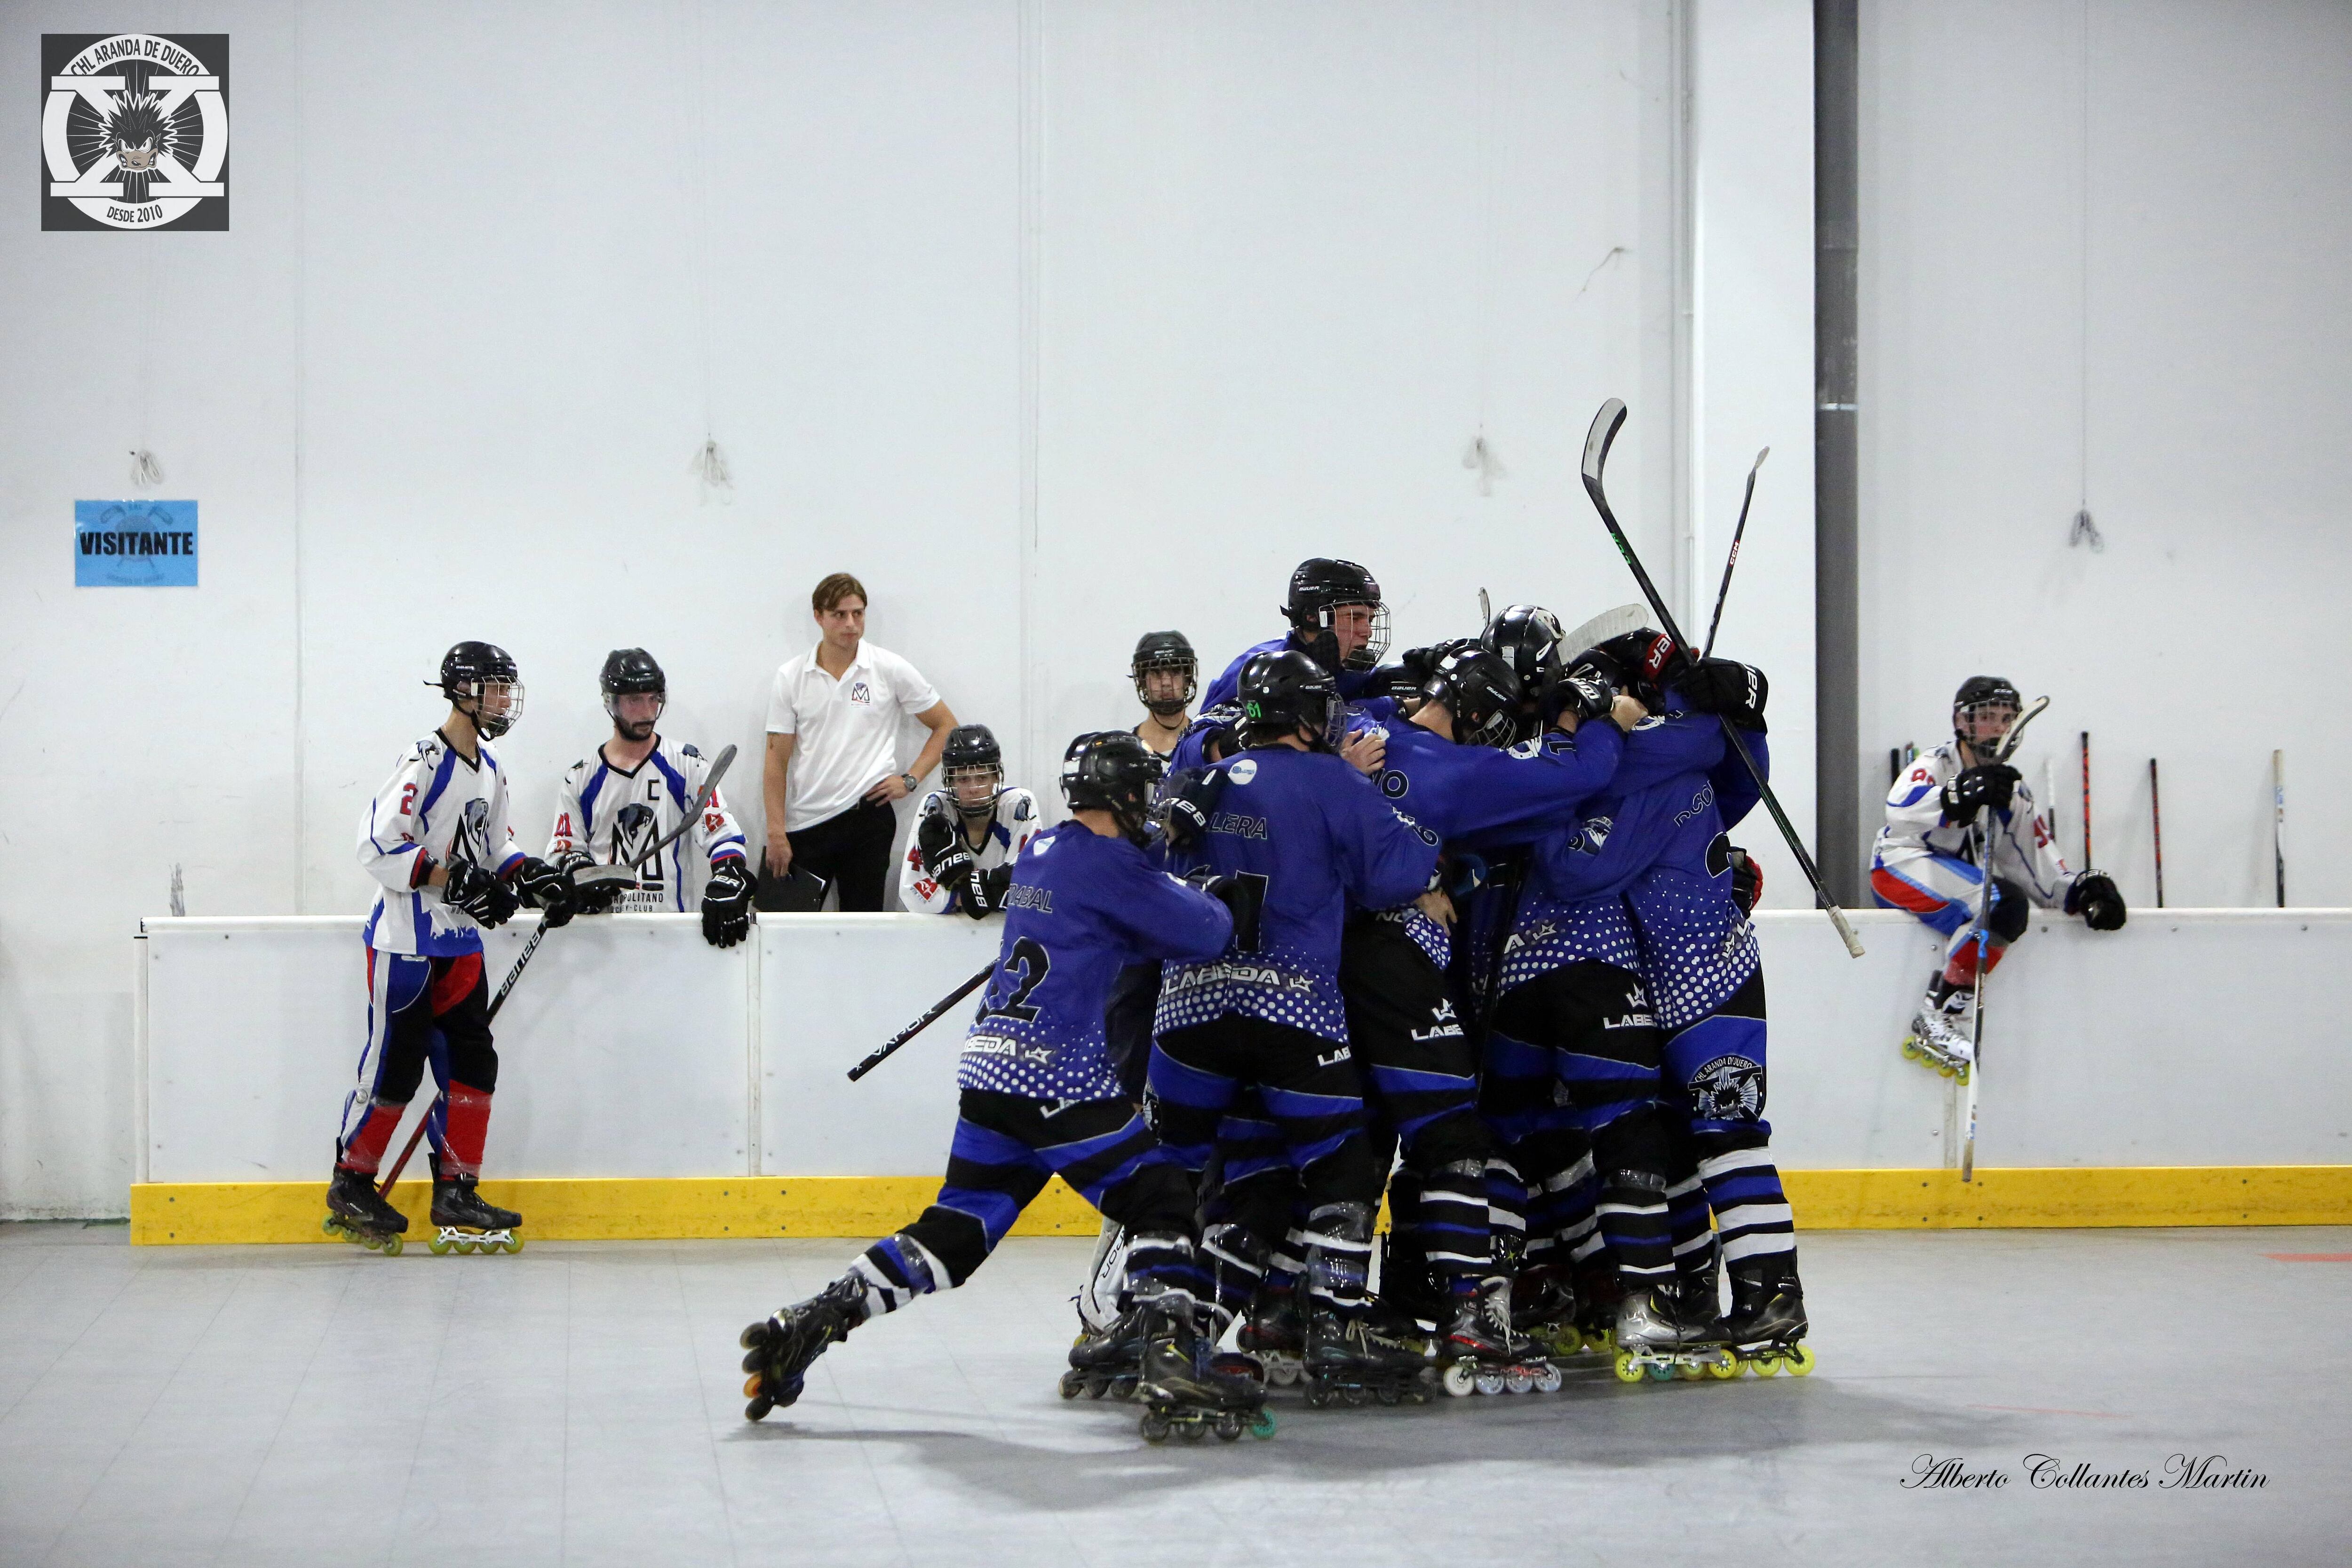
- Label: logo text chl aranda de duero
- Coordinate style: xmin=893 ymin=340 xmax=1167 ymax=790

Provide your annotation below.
xmin=42 ymin=34 xmax=230 ymax=232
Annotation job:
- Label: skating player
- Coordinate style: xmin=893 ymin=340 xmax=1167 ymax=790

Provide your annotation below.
xmin=1150 ymin=650 xmax=1442 ymax=1406
xmin=328 ymin=642 xmax=578 ymax=1253
xmin=1873 ymin=677 xmax=2125 ymax=1074
xmin=1198 ymin=558 xmax=1393 ymax=712
xmin=738 ymin=732 xmax=1272 ymax=1442
xmin=545 ymin=648 xmax=754 ymax=947
xmin=903 ymin=724 xmax=1040 ymax=917
xmin=1336 ymin=645 xmax=1634 ymax=1394
xmin=1131 ymin=631 xmax=1199 ymax=758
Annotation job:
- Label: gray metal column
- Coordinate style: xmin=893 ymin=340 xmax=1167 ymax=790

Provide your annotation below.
xmin=1815 ymin=0 xmax=1863 ymax=903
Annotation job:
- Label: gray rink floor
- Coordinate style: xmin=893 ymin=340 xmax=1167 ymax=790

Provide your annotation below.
xmin=1 ymin=1226 xmax=2347 ymax=1568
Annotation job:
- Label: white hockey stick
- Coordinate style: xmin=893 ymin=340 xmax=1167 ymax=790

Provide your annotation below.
xmin=571 ymin=742 xmax=739 ymax=888
xmin=1959 ymin=695 xmax=2047 ymax=1183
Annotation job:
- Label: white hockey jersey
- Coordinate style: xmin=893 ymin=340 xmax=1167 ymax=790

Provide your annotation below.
xmin=546 ymin=738 xmax=747 ymax=913
xmin=1874 ymin=741 xmax=2078 ymax=907
xmin=358 ymin=730 xmax=529 ymax=955
xmin=898 ymin=787 xmax=1041 ymax=915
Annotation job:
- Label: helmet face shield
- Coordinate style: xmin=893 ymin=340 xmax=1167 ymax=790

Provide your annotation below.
xmin=604 ymin=689 xmax=665 ymax=740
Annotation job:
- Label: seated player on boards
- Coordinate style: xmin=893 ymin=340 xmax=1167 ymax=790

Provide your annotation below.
xmin=547 ymin=648 xmax=754 ymax=948
xmin=327 ymin=641 xmax=580 ymax=1253
xmin=1872 ymin=677 xmax=2124 ymax=1075
xmin=903 ymin=723 xmax=1039 ymax=917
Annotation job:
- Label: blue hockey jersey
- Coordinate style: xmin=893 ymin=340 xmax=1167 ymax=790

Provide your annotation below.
xmin=958 ymin=821 xmax=1234 ymax=1101
xmin=1156 ymin=746 xmax=1439 ymax=1044
xmin=1200 ymin=634 xmax=1394 ymax=712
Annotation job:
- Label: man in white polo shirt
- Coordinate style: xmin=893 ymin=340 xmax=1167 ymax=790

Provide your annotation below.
xmin=763 ymin=572 xmax=959 ymax=910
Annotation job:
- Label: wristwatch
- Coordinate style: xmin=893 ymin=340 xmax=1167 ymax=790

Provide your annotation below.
xmin=900 ymin=772 xmax=920 ymax=795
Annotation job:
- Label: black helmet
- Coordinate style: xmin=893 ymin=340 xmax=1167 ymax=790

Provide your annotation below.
xmin=1238 ymin=649 xmax=1344 ymax=752
xmin=1952 ymin=676 xmax=2022 ymax=749
xmin=1420 ymin=646 xmax=1522 ymax=748
xmin=599 ymin=648 xmax=666 ymax=739
xmin=1481 ymin=604 xmax=1566 ymax=691
xmin=1283 ymin=557 xmax=1390 ymax=674
xmin=942 ymin=724 xmax=1005 ymax=821
xmin=1131 ymin=630 xmax=1198 ymax=716
xmin=433 ymin=641 xmax=524 ymax=738
xmin=1061 ymin=730 xmax=1164 ymax=843
xmin=1572 ymin=628 xmax=1677 ymax=711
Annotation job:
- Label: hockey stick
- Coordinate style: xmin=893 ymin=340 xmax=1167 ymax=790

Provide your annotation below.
xmin=2149 ymin=758 xmax=2165 ymax=908
xmin=1700 ymin=447 xmax=1769 ymax=660
xmin=2273 ymin=749 xmax=2287 ymax=907
xmin=847 ymin=960 xmax=994 ymax=1082
xmin=2080 ymin=731 xmax=2093 ymax=871
xmin=1579 ymin=399 xmax=1865 ymax=958
xmin=1956 ymin=696 xmax=2043 ymax=1185
xmin=1478 ymin=587 xmax=1492 ymax=626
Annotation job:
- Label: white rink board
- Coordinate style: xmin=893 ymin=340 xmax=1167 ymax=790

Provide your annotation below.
xmin=139 ymin=908 xmax=2352 ymax=1181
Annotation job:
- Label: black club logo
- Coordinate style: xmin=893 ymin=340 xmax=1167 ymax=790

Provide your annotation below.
xmin=42 ymin=34 xmax=230 ymax=232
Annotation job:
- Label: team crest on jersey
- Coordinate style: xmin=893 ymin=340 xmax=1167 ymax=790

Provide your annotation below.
xmin=1226 ymin=758 xmax=1258 ymax=785
xmin=42 ymin=35 xmax=230 ymax=231
xmin=1688 ymin=1054 xmax=1764 ymax=1122
xmin=849 ymin=681 xmax=872 ymax=704
xmin=450 ymin=797 xmax=490 ymax=871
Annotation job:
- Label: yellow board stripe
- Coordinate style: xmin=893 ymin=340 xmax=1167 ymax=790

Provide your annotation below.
xmin=127 ymin=1166 xmax=2352 ymax=1246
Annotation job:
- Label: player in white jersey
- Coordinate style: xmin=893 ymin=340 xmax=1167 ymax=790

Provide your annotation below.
xmin=902 ymin=724 xmax=1040 ymax=916
xmin=329 ymin=641 xmax=580 ymax=1250
xmin=1131 ymin=630 xmax=1198 ymax=757
xmin=546 ymin=648 xmax=754 ymax=947
xmin=1871 ymin=676 xmax=2126 ymax=1067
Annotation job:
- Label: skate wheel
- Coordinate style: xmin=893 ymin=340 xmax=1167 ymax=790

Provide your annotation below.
xmin=1673 ymin=1362 xmax=1703 ymax=1381
xmin=1267 ymin=1359 xmax=1298 ymax=1387
xmin=1139 ymin=1411 xmax=1171 ymax=1444
xmin=1755 ymin=1353 xmax=1787 ymax=1377
xmin=428 ymin=1234 xmax=453 ymax=1256
xmin=1341 ymin=1385 xmax=1368 ymax=1408
xmin=1707 ymin=1355 xmax=1740 ymax=1379
xmin=744 ymin=1372 xmax=765 ymax=1399
xmin=740 ymin=1321 xmax=771 ymax=1352
xmin=1936 ymin=1062 xmax=1954 ymax=1079
xmin=503 ymin=1236 xmax=525 ymax=1255
xmin=321 ymin=1214 xmax=337 ymax=1236
xmin=1249 ymin=1409 xmax=1278 ymax=1439
xmin=1375 ymin=1383 xmax=1400 ymax=1406
xmin=1645 ymin=1362 xmax=1673 ymax=1382
xmin=1215 ymin=1414 xmax=1243 ymax=1442
xmin=1613 ymin=1352 xmax=1640 ymax=1384
xmin=1954 ymin=1065 xmax=1971 ymax=1086
xmin=1787 ymin=1344 xmax=1817 ymax=1377
xmin=1177 ymin=1421 xmax=1206 ymax=1441
xmin=745 ymin=1393 xmax=773 ymax=1422
xmin=1536 ymin=1364 xmax=1564 ymax=1394
xmin=1441 ymin=1361 xmax=1478 ymax=1398
xmin=1474 ymin=1368 xmax=1505 ymax=1397
xmin=1304 ymin=1382 xmax=1334 ymax=1409
xmin=1504 ymin=1367 xmax=1534 ymax=1395
xmin=381 ymin=1235 xmax=403 ymax=1257
xmin=1057 ymin=1370 xmax=1085 ymax=1400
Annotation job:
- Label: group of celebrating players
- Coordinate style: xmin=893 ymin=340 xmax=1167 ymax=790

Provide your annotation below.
xmin=741 ymin=557 xmax=1817 ymax=1441
xmin=320 ymin=550 xmax=2125 ymax=1440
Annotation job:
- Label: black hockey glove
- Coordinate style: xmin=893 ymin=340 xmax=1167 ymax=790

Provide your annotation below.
xmin=1443 ymin=852 xmax=1491 ymax=899
xmin=1187 ymin=870 xmax=1264 ymax=954
xmin=962 ymin=865 xmax=1013 ymax=920
xmin=700 ymin=857 xmax=754 ymax=947
xmin=1156 ymin=769 xmax=1226 ymax=855
xmin=1941 ymin=764 xmax=2022 ymax=821
xmin=1728 ymin=845 xmax=1763 ymax=917
xmin=2066 ymin=869 xmax=2127 ymax=931
xmin=916 ymin=808 xmax=975 ymax=885
xmin=1674 ymin=656 xmax=1769 ymax=730
xmin=444 ymin=861 xmax=518 ymax=930
xmin=553 ymin=848 xmax=622 ymax=915
xmin=513 ymin=856 xmax=578 ymax=929
xmin=1550 ymin=671 xmax=1616 ymax=728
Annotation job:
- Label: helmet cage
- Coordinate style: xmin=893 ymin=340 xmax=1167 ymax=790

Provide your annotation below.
xmin=454 ymin=679 xmax=525 ymax=740
xmin=1132 ymin=649 xmax=1199 ymax=714
xmin=943 ymin=761 xmax=1005 ymax=822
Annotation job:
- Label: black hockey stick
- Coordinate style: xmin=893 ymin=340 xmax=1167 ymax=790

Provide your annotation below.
xmin=1957 ymin=694 xmax=2046 ymax=1184
xmin=1579 ymin=398 xmax=1865 ymax=958
xmin=847 ymin=960 xmax=994 ymax=1082
xmin=1700 ymin=447 xmax=1769 ymax=660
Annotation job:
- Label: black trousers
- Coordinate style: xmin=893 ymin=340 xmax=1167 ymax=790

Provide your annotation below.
xmin=787 ymin=797 xmax=899 ymax=912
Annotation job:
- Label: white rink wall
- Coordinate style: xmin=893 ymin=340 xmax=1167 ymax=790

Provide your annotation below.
xmin=139 ymin=910 xmax=2352 ymax=1185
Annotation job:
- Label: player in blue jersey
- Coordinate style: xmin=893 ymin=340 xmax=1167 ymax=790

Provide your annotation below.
xmin=1334 ymin=645 xmax=1635 ymax=1383
xmin=738 ymin=732 xmax=1268 ymax=1438
xmin=1198 ymin=558 xmax=1394 ymax=712
xmin=1150 ymin=650 xmax=1443 ymax=1401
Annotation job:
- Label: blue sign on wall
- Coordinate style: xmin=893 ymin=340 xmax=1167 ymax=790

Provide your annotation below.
xmin=75 ymin=500 xmax=198 ymax=587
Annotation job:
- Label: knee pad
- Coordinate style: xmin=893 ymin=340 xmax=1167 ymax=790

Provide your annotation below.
xmin=900 ymin=1208 xmax=990 ymax=1289
xmin=1406 ymin=1112 xmax=1494 ymax=1171
xmin=1122 ymin=1229 xmax=1197 ymax=1303
xmin=1303 ymin=1200 xmax=1374 ymax=1248
xmin=1987 ymin=877 xmax=2030 ymax=943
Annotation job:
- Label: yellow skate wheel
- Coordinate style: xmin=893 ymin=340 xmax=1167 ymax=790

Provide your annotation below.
xmin=1955 ymin=1065 xmax=1971 ymax=1085
xmin=1900 ymin=1039 xmax=1921 ymax=1060
xmin=1613 ymin=1352 xmax=1640 ymax=1384
xmin=503 ymin=1236 xmax=524 ymax=1255
xmin=321 ymin=1214 xmax=338 ymax=1236
xmin=1787 ymin=1344 xmax=1817 ymax=1376
xmin=1707 ymin=1355 xmax=1740 ymax=1379
xmin=1755 ymin=1353 xmax=1787 ymax=1377
xmin=428 ymin=1234 xmax=452 ymax=1256
xmin=1935 ymin=1061 xmax=1954 ymax=1079
xmin=382 ymin=1235 xmax=403 ymax=1257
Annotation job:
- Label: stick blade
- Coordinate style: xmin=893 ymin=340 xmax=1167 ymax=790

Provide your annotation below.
xmin=1581 ymin=398 xmax=1628 ymax=492
xmin=1559 ymin=603 xmax=1652 ymax=655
